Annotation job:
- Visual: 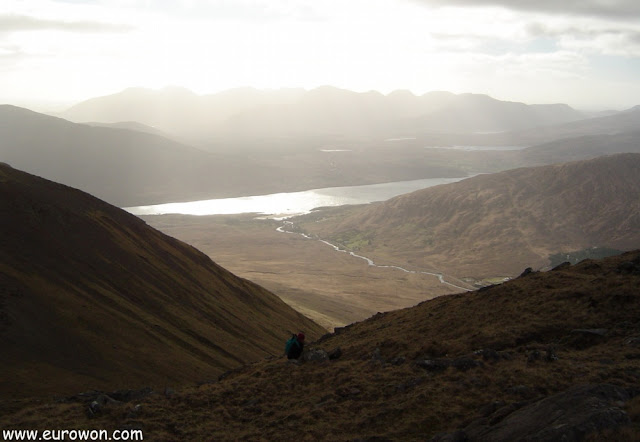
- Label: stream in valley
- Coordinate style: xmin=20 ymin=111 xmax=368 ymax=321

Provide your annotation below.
xmin=126 ymin=176 xmax=474 ymax=292
xmin=276 ymin=221 xmax=472 ymax=292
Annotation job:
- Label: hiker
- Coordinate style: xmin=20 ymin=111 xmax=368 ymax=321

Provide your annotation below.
xmin=285 ymin=332 xmax=305 ymax=360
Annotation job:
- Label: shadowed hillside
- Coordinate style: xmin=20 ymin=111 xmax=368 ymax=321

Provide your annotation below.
xmin=297 ymin=154 xmax=640 ymax=280
xmin=0 ymin=105 xmax=239 ymax=206
xmin=0 ymin=105 xmax=469 ymax=206
xmin=3 ymin=251 xmax=639 ymax=440
xmin=0 ymin=164 xmax=324 ymax=400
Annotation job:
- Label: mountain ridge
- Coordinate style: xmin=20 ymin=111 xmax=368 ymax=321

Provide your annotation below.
xmin=58 ymin=86 xmax=586 ymax=141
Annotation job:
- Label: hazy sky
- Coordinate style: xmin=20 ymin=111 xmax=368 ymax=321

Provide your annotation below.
xmin=2 ymin=0 xmax=639 ymax=110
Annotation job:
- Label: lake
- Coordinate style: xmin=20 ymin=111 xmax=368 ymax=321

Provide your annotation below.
xmin=124 ymin=177 xmax=468 ymax=217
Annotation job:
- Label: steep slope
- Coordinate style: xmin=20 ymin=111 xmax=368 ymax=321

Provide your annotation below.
xmin=3 ymin=251 xmax=639 ymax=440
xmin=0 ymin=164 xmax=324 ymax=399
xmin=298 ymin=154 xmax=640 ymax=279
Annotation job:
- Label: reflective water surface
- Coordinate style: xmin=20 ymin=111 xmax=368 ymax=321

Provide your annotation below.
xmin=124 ymin=177 xmax=468 ymax=217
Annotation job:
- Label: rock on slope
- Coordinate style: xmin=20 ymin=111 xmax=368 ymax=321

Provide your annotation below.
xmin=0 ymin=163 xmax=324 ymax=399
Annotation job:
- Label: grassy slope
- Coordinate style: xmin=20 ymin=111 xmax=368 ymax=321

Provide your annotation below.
xmin=297 ymin=154 xmax=640 ymax=280
xmin=2 ymin=251 xmax=639 ymax=440
xmin=0 ymin=164 xmax=324 ymax=400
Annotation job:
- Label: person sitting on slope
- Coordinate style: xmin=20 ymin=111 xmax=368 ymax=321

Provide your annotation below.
xmin=285 ymin=332 xmax=305 ymax=360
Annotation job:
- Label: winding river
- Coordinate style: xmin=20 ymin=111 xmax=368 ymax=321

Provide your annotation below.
xmin=276 ymin=221 xmax=472 ymax=292
xmin=126 ymin=176 xmax=474 ymax=292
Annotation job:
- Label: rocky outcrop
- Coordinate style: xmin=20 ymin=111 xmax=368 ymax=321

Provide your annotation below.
xmin=302 ymin=348 xmax=329 ymax=363
xmin=434 ymin=384 xmax=632 ymax=441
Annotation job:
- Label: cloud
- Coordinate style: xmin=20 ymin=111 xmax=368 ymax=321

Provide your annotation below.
xmin=79 ymin=0 xmax=325 ymax=23
xmin=413 ymin=0 xmax=640 ymax=20
xmin=0 ymin=14 xmax=133 ymax=33
xmin=526 ymin=22 xmax=640 ymax=56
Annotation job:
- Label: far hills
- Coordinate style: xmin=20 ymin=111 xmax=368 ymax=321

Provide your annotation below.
xmin=297 ymin=153 xmax=640 ymax=281
xmin=59 ymin=86 xmax=586 ymax=143
xmin=0 ymin=163 xmax=324 ymax=399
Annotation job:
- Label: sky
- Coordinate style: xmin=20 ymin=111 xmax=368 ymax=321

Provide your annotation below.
xmin=1 ymin=0 xmax=640 ymax=111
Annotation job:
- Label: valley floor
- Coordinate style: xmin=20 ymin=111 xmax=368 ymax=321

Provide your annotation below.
xmin=141 ymin=213 xmax=463 ymax=330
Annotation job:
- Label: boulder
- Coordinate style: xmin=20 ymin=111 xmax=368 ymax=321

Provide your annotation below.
xmin=415 ymin=359 xmax=450 ymax=372
xmin=551 ymin=262 xmax=571 ymax=271
xmin=565 ymin=328 xmax=609 ymax=349
xmin=467 ymin=384 xmax=630 ymax=441
xmin=451 ymin=357 xmax=483 ymax=371
xmin=616 ymin=258 xmax=640 ymax=275
xmin=302 ymin=348 xmax=329 ymax=363
xmin=518 ymin=267 xmax=534 ymax=278
xmin=328 ymin=347 xmax=343 ymax=360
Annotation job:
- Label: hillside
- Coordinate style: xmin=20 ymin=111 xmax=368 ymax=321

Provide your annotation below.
xmin=296 ymin=154 xmax=640 ymax=280
xmin=518 ymin=130 xmax=640 ymax=165
xmin=0 ymin=105 xmax=225 ymax=206
xmin=0 ymin=164 xmax=324 ymax=400
xmin=3 ymin=251 xmax=639 ymax=440
xmin=499 ymin=105 xmax=640 ymax=146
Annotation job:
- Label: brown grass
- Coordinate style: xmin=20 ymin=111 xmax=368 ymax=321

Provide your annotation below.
xmin=3 ymin=251 xmax=639 ymax=440
xmin=143 ymin=213 xmax=460 ymax=330
xmin=0 ymin=164 xmax=325 ymax=401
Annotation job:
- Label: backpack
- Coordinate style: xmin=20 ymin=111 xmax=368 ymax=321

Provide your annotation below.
xmin=284 ymin=334 xmax=298 ymax=356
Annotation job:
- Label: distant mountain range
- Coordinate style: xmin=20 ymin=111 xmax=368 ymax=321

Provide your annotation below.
xmin=298 ymin=153 xmax=640 ymax=279
xmin=58 ymin=86 xmax=587 ymax=143
xmin=59 ymin=86 xmax=307 ymax=143
xmin=0 ymin=163 xmax=324 ymax=398
xmin=4 ymin=101 xmax=640 ymax=209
